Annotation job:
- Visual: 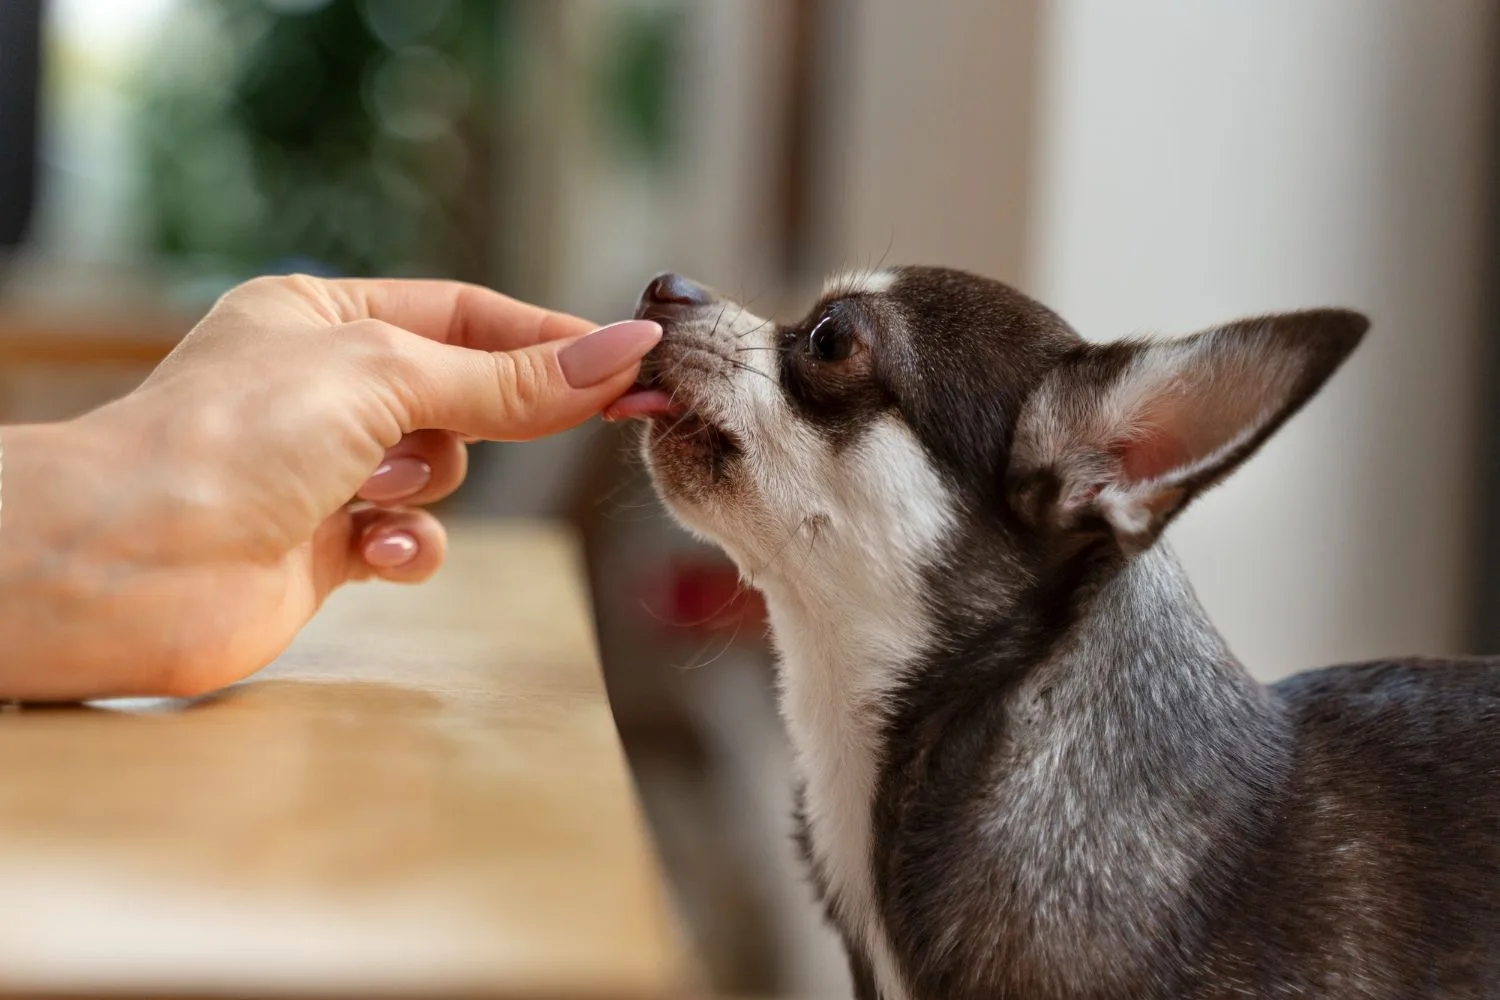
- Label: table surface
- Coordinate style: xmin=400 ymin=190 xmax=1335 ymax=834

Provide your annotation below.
xmin=0 ymin=521 xmax=693 ymax=999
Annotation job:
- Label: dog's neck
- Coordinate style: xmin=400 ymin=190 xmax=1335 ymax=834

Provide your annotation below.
xmin=753 ymin=522 xmax=951 ymax=1000
xmin=759 ymin=539 xmax=1291 ymax=996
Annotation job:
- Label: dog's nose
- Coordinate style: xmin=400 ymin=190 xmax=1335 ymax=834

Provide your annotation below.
xmin=643 ymin=272 xmax=713 ymax=309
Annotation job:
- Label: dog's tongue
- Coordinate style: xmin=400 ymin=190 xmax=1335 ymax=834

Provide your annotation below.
xmin=605 ymin=387 xmax=680 ymax=422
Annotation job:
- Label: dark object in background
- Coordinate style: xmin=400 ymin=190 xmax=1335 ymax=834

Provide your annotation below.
xmin=136 ymin=0 xmax=509 ymax=284
xmin=0 ymin=0 xmax=43 ymax=253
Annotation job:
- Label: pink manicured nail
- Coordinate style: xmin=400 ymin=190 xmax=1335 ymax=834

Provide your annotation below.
xmin=558 ymin=320 xmax=662 ymax=388
xmin=364 ymin=532 xmax=418 ymax=568
xmin=358 ymin=457 xmax=432 ymax=502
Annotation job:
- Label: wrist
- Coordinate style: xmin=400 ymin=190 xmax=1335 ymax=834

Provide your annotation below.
xmin=0 ymin=421 xmax=91 ymax=577
xmin=0 ymin=419 xmax=138 ymax=700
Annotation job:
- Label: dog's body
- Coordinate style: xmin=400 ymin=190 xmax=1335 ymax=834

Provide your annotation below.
xmin=618 ymin=267 xmax=1500 ymax=999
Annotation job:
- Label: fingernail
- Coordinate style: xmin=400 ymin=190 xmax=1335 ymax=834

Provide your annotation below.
xmin=364 ymin=531 xmax=418 ymax=568
xmin=358 ymin=457 xmax=432 ymax=503
xmin=558 ymin=320 xmax=662 ymax=389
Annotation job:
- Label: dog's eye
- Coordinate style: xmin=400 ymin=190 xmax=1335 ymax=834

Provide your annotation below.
xmin=807 ymin=315 xmax=855 ymax=363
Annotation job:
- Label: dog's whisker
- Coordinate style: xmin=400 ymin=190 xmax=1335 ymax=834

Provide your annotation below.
xmin=734 ymin=317 xmax=776 ymax=342
xmin=721 ymin=357 xmax=777 ymax=387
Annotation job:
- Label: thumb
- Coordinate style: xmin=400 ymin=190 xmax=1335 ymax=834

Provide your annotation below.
xmin=398 ymin=319 xmax=661 ymax=440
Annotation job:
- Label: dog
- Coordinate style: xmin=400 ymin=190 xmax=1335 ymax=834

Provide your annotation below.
xmin=611 ymin=266 xmax=1500 ymax=999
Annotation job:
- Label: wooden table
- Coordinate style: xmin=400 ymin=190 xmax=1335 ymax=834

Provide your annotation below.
xmin=0 ymin=304 xmax=189 ymax=425
xmin=0 ymin=522 xmax=694 ymax=999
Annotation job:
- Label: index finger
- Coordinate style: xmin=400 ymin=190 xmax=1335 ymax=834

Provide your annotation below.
xmin=318 ymin=277 xmax=596 ymax=351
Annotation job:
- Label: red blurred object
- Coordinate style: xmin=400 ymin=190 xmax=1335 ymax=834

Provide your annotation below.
xmin=641 ymin=557 xmax=768 ymax=640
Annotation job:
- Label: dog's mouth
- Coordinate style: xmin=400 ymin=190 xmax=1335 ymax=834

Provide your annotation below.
xmin=650 ymin=409 xmax=741 ymax=466
xmin=607 ymin=362 xmax=742 ymax=464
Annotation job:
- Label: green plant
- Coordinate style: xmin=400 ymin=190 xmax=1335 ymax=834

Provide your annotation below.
xmin=135 ymin=0 xmax=510 ymax=283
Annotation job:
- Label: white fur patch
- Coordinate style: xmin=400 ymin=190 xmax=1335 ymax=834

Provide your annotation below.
xmin=754 ymin=419 xmax=956 ymax=1000
xmin=822 ymin=268 xmax=898 ymax=299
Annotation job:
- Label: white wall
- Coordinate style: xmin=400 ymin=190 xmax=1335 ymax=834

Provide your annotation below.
xmin=820 ymin=0 xmax=1043 ymax=289
xmin=1028 ymin=0 xmax=1497 ymax=679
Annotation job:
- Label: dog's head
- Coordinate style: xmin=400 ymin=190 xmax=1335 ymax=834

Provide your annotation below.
xmin=617 ymin=267 xmax=1365 ymax=608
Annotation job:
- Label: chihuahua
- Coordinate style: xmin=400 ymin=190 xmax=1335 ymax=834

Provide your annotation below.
xmin=613 ymin=267 xmax=1500 ymax=1000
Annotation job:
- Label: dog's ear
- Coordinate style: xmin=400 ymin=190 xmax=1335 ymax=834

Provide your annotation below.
xmin=1009 ymin=309 xmax=1367 ymax=554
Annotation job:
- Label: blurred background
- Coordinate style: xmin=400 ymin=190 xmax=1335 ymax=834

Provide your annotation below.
xmin=1 ymin=0 xmax=1497 ymax=995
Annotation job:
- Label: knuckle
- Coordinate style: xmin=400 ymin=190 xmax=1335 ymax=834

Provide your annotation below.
xmin=336 ymin=319 xmax=427 ymax=429
xmin=229 ymin=273 xmax=287 ymax=299
xmin=495 ymin=349 xmax=546 ymax=415
xmin=186 ymin=397 xmax=242 ymax=453
xmin=205 ymin=275 xmax=277 ymax=322
xmin=341 ymin=317 xmax=407 ymax=354
xmin=222 ymin=273 xmax=310 ymax=306
xmin=213 ymin=273 xmax=332 ymax=328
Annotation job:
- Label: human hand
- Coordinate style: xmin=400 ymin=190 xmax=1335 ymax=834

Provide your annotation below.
xmin=0 ymin=275 xmax=659 ymax=701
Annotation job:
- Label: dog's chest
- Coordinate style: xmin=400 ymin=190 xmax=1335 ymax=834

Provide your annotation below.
xmin=772 ymin=620 xmax=915 ymax=1000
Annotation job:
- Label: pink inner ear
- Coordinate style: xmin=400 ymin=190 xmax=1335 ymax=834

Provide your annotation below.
xmin=1115 ymin=420 xmax=1194 ymax=484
